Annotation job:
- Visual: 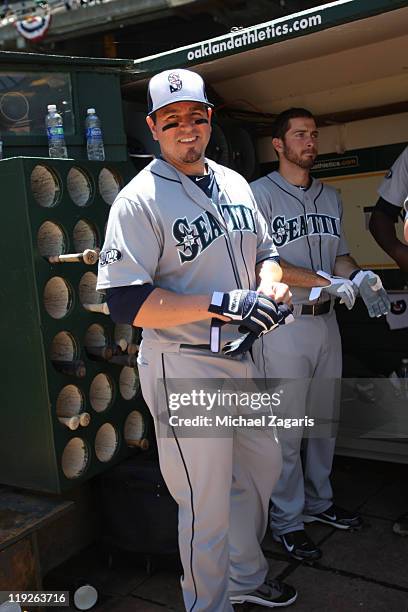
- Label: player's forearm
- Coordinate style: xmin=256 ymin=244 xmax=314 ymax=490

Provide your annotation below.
xmin=333 ymin=254 xmax=360 ymax=278
xmin=133 ymin=288 xmax=228 ymax=328
xmin=256 ymin=260 xmax=292 ymax=303
xmin=404 ymin=219 xmax=408 ymax=243
xmin=279 ymin=259 xmax=327 ymax=288
xmin=256 ymin=259 xmax=282 ymax=288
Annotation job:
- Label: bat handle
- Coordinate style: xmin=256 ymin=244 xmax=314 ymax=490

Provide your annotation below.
xmin=126 ymin=438 xmax=149 ymax=450
xmin=83 ymin=302 xmax=110 ymax=315
xmin=58 ymin=416 xmax=80 ymax=430
xmin=79 ymin=412 xmax=91 ymax=427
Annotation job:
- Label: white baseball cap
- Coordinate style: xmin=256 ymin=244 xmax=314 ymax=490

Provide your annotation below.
xmin=147 ymin=69 xmax=213 ymax=116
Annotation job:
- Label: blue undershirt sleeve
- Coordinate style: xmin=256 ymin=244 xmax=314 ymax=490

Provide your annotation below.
xmin=374 ymin=197 xmax=403 ymax=223
xmin=106 ymin=284 xmax=156 ymax=324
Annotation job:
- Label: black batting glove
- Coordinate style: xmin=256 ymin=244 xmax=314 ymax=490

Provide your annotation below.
xmin=209 ymin=290 xmax=289 ymax=337
xmin=222 ymin=303 xmax=294 ymax=357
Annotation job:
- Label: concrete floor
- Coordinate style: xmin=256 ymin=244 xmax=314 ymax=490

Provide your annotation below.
xmin=44 ymin=456 xmax=408 ymax=611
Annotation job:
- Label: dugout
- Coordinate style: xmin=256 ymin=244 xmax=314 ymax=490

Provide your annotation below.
xmin=0 ymin=0 xmax=407 ymax=593
xmin=0 ymin=0 xmax=406 ymax=497
xmin=121 ymin=0 xmax=408 ymax=463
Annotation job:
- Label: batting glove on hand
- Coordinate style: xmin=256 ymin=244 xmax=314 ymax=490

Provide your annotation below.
xmin=222 ymin=303 xmax=294 ymax=357
xmin=209 ymin=290 xmax=288 ymax=337
xmin=319 ymin=274 xmax=357 ymax=310
xmin=351 ymin=270 xmax=391 ymax=318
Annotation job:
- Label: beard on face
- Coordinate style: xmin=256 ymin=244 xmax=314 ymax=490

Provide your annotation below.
xmin=181 ymin=147 xmax=203 ymax=164
xmin=282 ymin=143 xmax=317 ymax=169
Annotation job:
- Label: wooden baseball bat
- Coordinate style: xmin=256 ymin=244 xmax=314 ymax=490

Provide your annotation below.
xmin=116 ymin=338 xmax=128 ymax=352
xmin=52 ymin=360 xmax=86 ymax=378
xmin=49 ymin=248 xmax=100 ymax=265
xmin=83 ymin=302 xmax=110 ymax=315
xmin=104 ymin=343 xmax=127 ymax=357
xmin=58 ymin=415 xmax=80 ymax=430
xmin=126 ymin=438 xmax=149 ymax=450
xmin=79 ymin=412 xmax=91 ymax=427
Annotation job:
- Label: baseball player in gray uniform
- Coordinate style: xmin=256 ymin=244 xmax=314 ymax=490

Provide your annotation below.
xmin=370 ymin=145 xmax=408 ymax=537
xmin=370 ymin=145 xmax=408 ymax=272
xmin=251 ymin=108 xmax=390 ymax=561
xmin=97 ymin=69 xmax=297 ymax=610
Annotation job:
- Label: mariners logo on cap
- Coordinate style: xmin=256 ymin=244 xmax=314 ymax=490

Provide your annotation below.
xmin=168 ymin=72 xmax=182 ymax=93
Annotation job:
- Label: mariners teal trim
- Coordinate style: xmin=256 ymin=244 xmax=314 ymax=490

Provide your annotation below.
xmin=313 ymin=184 xmax=325 ymax=270
xmin=267 ymin=177 xmax=315 ymax=269
xmin=129 ymin=0 xmax=407 ymax=79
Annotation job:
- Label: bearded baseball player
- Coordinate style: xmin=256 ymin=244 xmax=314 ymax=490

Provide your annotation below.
xmin=97 ymin=69 xmax=297 ymax=610
xmin=370 ymin=145 xmax=408 ymax=537
xmin=250 ymin=108 xmax=390 ymax=562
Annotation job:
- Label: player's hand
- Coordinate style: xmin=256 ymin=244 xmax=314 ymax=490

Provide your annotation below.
xmin=320 ymin=275 xmax=357 ymax=310
xmin=352 ymin=270 xmax=391 ymax=318
xmin=257 ymin=282 xmax=292 ymax=305
xmin=209 ymin=290 xmax=292 ymax=337
xmin=223 ymin=303 xmax=294 ymax=357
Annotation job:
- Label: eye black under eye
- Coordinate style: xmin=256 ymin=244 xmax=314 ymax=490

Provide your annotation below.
xmin=162 ymin=122 xmax=179 ymax=132
xmin=195 ymin=118 xmax=209 ymax=125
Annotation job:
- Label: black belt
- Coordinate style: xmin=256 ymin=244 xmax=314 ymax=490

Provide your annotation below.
xmin=180 ymin=343 xmax=211 ymax=351
xmin=299 ymin=301 xmax=331 ymax=316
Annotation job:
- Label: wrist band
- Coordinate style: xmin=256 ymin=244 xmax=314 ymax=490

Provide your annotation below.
xmin=208 ymin=291 xmax=224 ymax=314
xmin=349 ymin=269 xmax=362 ymax=282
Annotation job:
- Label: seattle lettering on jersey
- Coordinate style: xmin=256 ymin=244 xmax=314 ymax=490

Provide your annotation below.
xmin=173 ymin=204 xmax=256 ymax=264
xmin=271 ymin=212 xmax=340 ymax=248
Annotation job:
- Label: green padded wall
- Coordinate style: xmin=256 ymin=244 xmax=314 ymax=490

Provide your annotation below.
xmin=0 ymin=157 xmax=151 ymax=493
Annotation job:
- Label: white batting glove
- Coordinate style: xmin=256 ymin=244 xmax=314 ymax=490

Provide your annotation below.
xmin=317 ymin=271 xmax=357 ymax=310
xmin=351 ymin=270 xmax=391 ymax=318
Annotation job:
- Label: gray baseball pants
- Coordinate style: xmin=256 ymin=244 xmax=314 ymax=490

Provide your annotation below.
xmin=138 ymin=340 xmax=282 ymax=612
xmin=252 ymin=311 xmax=342 ymax=536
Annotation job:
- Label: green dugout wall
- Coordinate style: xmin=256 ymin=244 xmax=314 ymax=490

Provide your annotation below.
xmin=0 ymin=157 xmax=151 ymax=493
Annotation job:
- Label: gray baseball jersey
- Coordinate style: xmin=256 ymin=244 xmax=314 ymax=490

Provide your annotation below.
xmin=377 ymin=145 xmax=408 ymax=217
xmin=251 ymin=170 xmax=347 ymax=537
xmin=97 ymin=156 xmax=282 ymax=611
xmin=97 ymin=157 xmax=278 ymax=345
xmin=250 ymin=171 xmax=349 ymax=304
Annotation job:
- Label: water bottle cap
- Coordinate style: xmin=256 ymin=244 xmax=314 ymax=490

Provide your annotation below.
xmin=47 ymin=104 xmax=57 ymax=111
xmin=87 ymin=108 xmax=96 ymax=114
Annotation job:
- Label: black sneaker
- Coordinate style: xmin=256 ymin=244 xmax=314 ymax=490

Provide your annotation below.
xmin=273 ymin=529 xmax=322 ymax=561
xmin=230 ymin=578 xmax=297 ymax=608
xmin=393 ymin=512 xmax=408 ymax=536
xmin=303 ymin=504 xmax=362 ymax=530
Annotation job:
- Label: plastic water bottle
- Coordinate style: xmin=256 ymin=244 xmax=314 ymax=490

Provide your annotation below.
xmin=85 ymin=108 xmax=105 ymax=161
xmin=398 ymin=358 xmax=408 ymax=399
xmin=45 ymin=104 xmax=68 ymax=158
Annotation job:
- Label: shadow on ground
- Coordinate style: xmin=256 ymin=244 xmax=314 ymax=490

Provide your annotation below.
xmin=44 ymin=456 xmax=408 ymax=611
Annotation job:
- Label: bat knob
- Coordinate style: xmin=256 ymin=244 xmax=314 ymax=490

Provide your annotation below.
xmin=82 ymin=249 xmax=99 ymax=265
